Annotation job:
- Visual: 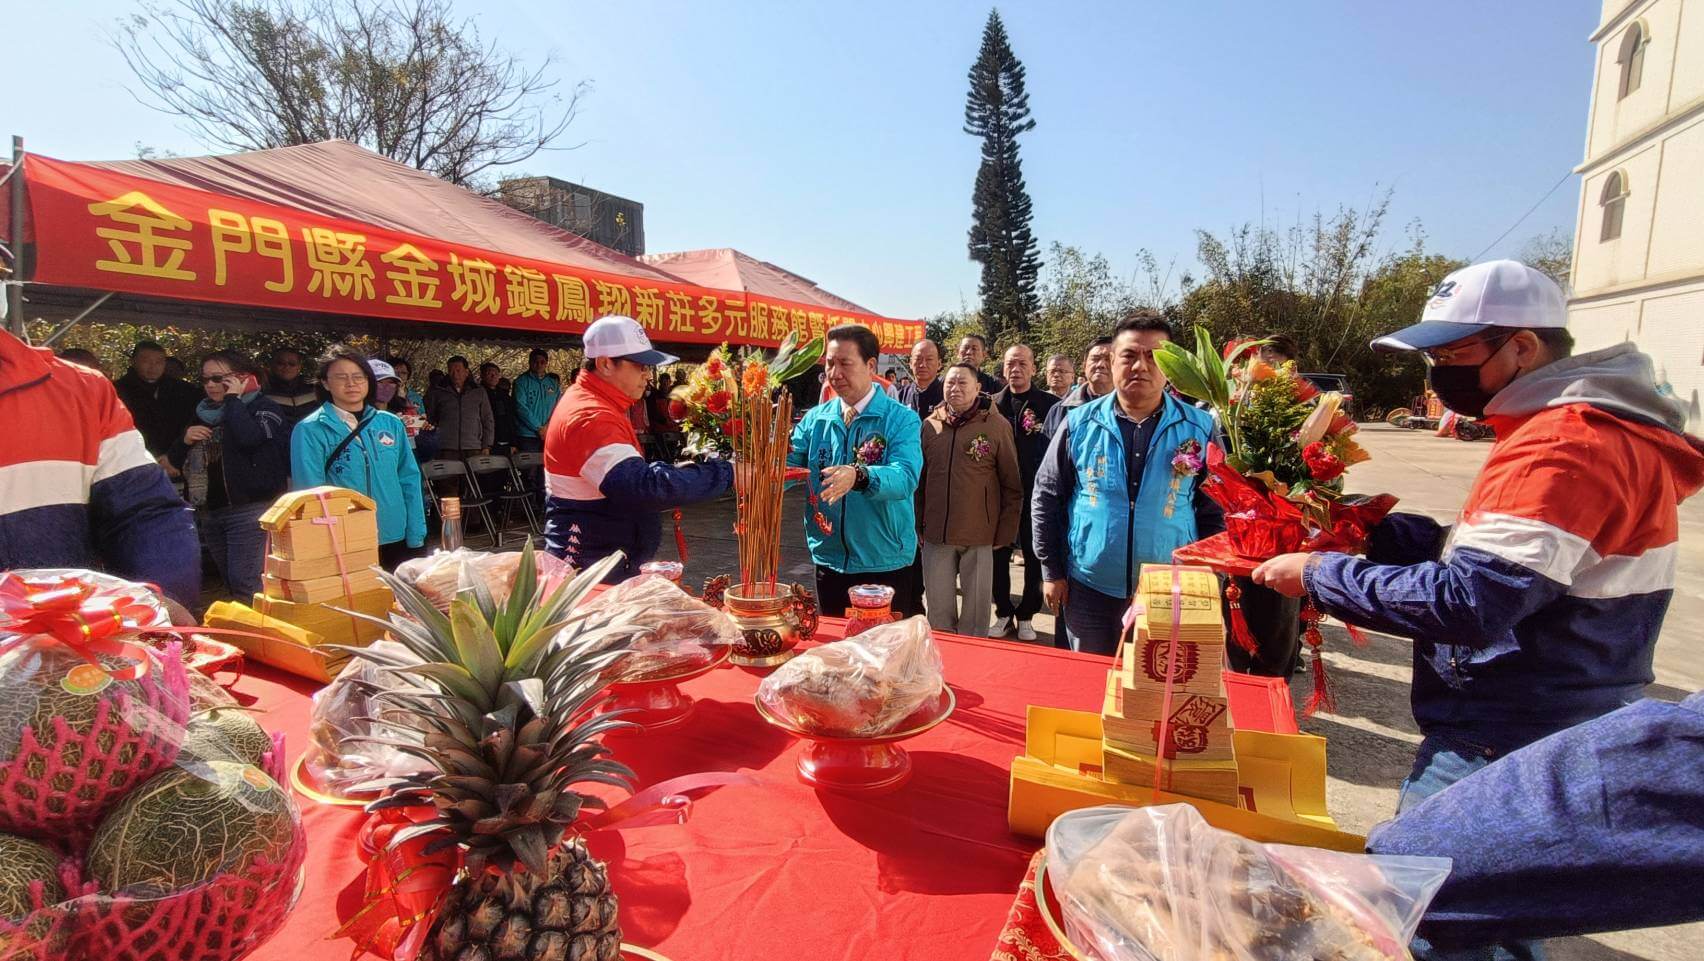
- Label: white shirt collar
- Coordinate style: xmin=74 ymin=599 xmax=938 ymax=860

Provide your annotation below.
xmin=840 ymin=385 xmax=877 ymax=419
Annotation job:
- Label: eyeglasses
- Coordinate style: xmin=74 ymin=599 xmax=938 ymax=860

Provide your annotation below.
xmin=1420 ymin=333 xmax=1513 ymax=367
xmin=325 ymin=373 xmax=368 ymax=385
xmin=201 ymin=374 xmax=230 ymax=384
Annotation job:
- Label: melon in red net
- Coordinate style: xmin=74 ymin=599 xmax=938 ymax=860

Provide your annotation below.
xmin=0 ymin=643 xmax=190 ymax=838
xmin=0 ymin=832 xmax=78 ymax=961
xmin=78 ymin=759 xmax=305 ymax=961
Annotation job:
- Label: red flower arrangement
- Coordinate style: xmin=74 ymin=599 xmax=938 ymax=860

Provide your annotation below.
xmin=1157 ymin=329 xmax=1397 ymax=715
xmin=1302 ymin=441 xmax=1345 ymax=482
xmin=670 ymin=337 xmax=823 ymax=458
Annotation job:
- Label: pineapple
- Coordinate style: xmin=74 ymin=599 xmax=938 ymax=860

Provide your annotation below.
xmin=341 ymin=546 xmax=644 ymax=961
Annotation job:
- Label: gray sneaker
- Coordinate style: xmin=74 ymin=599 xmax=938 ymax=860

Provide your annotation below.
xmin=990 ymin=616 xmax=1012 ymax=637
xmin=1016 ymin=620 xmax=1038 ymax=642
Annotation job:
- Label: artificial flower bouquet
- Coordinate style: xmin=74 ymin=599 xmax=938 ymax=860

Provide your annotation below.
xmin=669 ymin=332 xmax=825 ymax=593
xmin=1155 ymin=329 xmax=1396 ymax=566
xmin=668 ymin=333 xmax=824 ymax=458
xmin=1156 ymin=330 xmax=1397 ymax=713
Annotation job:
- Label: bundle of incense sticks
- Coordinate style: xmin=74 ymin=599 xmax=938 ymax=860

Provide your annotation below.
xmin=736 ymin=387 xmax=794 ymax=597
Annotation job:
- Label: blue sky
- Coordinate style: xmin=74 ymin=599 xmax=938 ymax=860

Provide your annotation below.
xmin=17 ymin=1 xmax=1599 ymax=319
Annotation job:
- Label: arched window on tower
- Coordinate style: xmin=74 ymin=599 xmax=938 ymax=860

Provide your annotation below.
xmin=1599 ymin=171 xmax=1629 ymax=243
xmin=1617 ymin=22 xmax=1648 ymax=99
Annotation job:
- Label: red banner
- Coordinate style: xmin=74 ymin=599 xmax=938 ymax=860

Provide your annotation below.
xmin=24 ymin=155 xmax=922 ymax=353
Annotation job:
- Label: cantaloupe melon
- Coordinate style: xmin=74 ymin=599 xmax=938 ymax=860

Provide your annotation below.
xmin=0 ymin=644 xmax=188 ymax=835
xmin=85 ymin=761 xmax=295 ymax=895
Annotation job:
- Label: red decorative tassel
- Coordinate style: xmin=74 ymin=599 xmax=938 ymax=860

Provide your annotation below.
xmin=1223 ymin=580 xmax=1259 ymax=655
xmin=1304 ymin=646 xmax=1337 ymax=717
xmin=1345 ymin=621 xmax=1370 ymax=647
xmin=673 ymin=508 xmax=689 ymax=563
xmin=1299 ymin=600 xmax=1336 ymax=716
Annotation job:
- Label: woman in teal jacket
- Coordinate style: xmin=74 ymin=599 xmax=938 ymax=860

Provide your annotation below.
xmin=290 ymin=348 xmax=427 ymax=568
xmin=788 ymin=325 xmax=924 ymax=616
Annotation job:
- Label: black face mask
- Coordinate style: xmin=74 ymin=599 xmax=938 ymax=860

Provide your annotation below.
xmin=1427 ymin=337 xmax=1516 ymax=419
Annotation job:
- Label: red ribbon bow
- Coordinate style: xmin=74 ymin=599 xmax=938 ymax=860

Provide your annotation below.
xmin=0 ymin=572 xmax=166 ymax=680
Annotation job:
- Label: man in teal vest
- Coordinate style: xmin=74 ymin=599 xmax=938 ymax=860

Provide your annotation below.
xmin=789 ymin=324 xmax=925 ymax=616
xmin=1032 ymin=312 xmax=1224 ymax=654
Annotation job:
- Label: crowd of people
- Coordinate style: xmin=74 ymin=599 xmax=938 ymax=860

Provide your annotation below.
xmin=1 ymin=337 xmax=602 ymax=607
xmin=516 ymin=267 xmax=1704 ymax=955
xmin=2 ymin=258 xmax=1703 ymax=952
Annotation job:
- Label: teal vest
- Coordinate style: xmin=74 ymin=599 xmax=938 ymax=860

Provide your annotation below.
xmin=1064 ymin=393 xmax=1216 ymax=598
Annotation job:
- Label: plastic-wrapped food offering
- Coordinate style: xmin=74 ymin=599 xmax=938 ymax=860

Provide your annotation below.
xmin=1046 ymin=805 xmax=1450 ymax=961
xmin=757 ymin=615 xmax=944 ymax=737
xmin=393 ymin=547 xmax=574 ymax=612
xmin=571 ymin=573 xmax=740 ymax=682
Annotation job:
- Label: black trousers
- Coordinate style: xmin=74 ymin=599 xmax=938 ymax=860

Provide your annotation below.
xmin=379 ymin=540 xmax=424 ymax=571
xmin=1223 ymin=576 xmax=1302 ymax=677
xmin=813 ymin=564 xmax=923 ymax=619
xmin=993 ymin=516 xmax=1043 ymax=620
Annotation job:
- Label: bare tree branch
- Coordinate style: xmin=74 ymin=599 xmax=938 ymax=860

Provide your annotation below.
xmin=110 ymin=0 xmax=584 ymax=186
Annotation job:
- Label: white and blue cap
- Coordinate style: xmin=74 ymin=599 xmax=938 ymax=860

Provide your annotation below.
xmin=583 ymin=314 xmax=678 ymax=366
xmin=1371 ymin=259 xmax=1567 ymax=352
xmin=368 ymin=358 xmax=398 ymax=381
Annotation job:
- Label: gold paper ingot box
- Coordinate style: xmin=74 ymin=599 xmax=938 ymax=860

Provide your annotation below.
xmin=261 ymin=568 xmax=385 ymax=604
xmin=264 ymin=548 xmax=381 ymax=582
xmin=254 ymin=486 xmax=394 ymax=655
xmin=1105 ymin=563 xmax=1238 ymax=798
xmin=1008 ymin=705 xmax=1362 ymax=852
xmin=261 ymin=487 xmax=380 ymax=558
xmin=254 ymin=589 xmax=390 ymax=646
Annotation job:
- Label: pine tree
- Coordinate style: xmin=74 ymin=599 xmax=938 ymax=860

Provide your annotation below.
xmin=965 ymin=9 xmax=1042 ymax=340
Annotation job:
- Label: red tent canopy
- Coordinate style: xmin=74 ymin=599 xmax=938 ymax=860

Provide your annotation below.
xmin=640 ymin=248 xmax=873 ymax=315
xmin=8 ymin=141 xmax=919 ymax=351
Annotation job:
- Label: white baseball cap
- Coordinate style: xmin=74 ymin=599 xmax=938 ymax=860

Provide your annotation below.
xmin=367 ymin=359 xmax=398 ymax=381
xmin=582 ymin=314 xmax=678 ymax=366
xmin=1371 ymin=259 xmax=1567 ymax=352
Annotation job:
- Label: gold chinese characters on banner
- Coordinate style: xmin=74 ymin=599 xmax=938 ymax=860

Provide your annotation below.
xmin=26 ymin=154 xmax=924 ymax=352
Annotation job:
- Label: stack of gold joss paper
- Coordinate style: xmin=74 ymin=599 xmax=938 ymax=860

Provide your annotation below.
xmin=1100 ymin=564 xmax=1239 ymax=804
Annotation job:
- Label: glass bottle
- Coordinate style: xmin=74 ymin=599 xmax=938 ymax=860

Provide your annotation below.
xmin=440 ymin=496 xmax=464 ymax=552
xmin=844 ymin=584 xmax=897 ymax=637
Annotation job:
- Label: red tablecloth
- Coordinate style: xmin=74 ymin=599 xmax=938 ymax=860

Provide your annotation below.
xmin=240 ymin=626 xmax=1288 ymax=961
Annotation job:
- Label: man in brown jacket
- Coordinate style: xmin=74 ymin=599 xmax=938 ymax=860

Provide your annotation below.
xmin=917 ymin=364 xmax=1022 ymax=637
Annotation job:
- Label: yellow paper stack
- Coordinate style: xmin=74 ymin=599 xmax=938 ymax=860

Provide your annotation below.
xmin=207 ymin=487 xmax=392 ymax=682
xmin=1100 ymin=564 xmax=1239 ymax=805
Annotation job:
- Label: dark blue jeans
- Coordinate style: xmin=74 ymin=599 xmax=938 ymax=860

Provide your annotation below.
xmin=1062 ymin=578 xmax=1128 ymax=656
xmin=197 ymin=501 xmax=269 ymax=601
xmin=1401 ymin=733 xmax=1546 ymax=961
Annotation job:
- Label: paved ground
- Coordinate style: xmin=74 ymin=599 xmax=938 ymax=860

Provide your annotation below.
xmin=665 ymin=423 xmax=1700 ymax=960
xmin=1321 ymin=424 xmax=1698 ymax=961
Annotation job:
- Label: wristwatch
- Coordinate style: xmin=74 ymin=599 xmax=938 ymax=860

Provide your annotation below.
xmin=853 ymin=463 xmax=870 ymax=491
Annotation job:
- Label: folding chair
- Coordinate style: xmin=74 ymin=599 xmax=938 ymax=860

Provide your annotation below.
xmin=465 ymin=454 xmax=537 ymax=546
xmin=419 ymin=458 xmax=500 ymax=547
xmin=511 ymin=450 xmax=546 ymax=505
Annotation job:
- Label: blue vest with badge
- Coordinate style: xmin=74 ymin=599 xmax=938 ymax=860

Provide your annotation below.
xmin=1064 ymin=392 xmax=1216 ymax=599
